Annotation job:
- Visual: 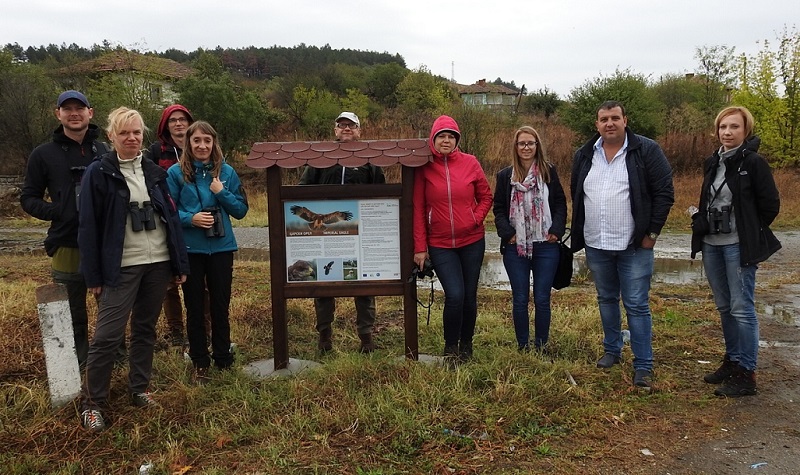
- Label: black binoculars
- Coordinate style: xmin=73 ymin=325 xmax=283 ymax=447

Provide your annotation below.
xmin=709 ymin=205 xmax=732 ymax=234
xmin=129 ymin=201 xmax=156 ymax=232
xmin=203 ymin=207 xmax=225 ymax=238
xmin=408 ymin=258 xmax=435 ymax=282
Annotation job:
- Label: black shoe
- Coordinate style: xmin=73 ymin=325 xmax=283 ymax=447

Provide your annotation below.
xmin=633 ymin=369 xmax=653 ymax=390
xmin=458 ymin=341 xmax=473 ymax=362
xmin=596 ymin=353 xmax=621 ymax=368
xmin=318 ymin=329 xmax=332 ymax=354
xmin=704 ymin=355 xmax=738 ymax=384
xmin=443 ymin=344 xmax=460 ymax=368
xmin=714 ymin=365 xmax=758 ymax=397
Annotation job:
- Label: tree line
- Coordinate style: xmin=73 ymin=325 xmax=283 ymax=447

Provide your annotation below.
xmin=1 ymin=28 xmax=798 ymax=176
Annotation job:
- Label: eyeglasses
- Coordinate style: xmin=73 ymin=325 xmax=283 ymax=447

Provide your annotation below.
xmin=516 ymin=141 xmax=538 ymax=149
xmin=336 ymin=122 xmax=359 ymax=130
xmin=168 ymin=117 xmax=189 ymax=124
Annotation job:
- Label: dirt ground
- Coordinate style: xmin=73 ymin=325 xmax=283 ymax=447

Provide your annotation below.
xmin=663 ymin=233 xmax=800 ymax=475
xmin=1 ymin=221 xmax=798 ymax=475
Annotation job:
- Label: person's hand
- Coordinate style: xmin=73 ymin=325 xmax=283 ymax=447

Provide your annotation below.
xmin=192 ymin=211 xmax=214 ymax=229
xmin=641 ymin=235 xmax=656 ymax=249
xmin=175 ymin=275 xmax=187 ymax=285
xmin=89 ymin=286 xmax=102 ymax=297
xmin=413 ymin=252 xmax=429 ymax=270
xmin=546 ymin=233 xmax=558 ymax=243
xmin=210 ymin=177 xmax=224 ymax=194
xmin=509 ymin=234 xmax=517 ymax=245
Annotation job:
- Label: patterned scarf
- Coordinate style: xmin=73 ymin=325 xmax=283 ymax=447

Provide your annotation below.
xmin=509 ymin=163 xmax=551 ymax=258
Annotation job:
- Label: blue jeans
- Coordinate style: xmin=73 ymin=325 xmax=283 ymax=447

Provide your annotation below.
xmin=702 ymin=242 xmax=758 ymax=371
xmin=502 ymin=242 xmax=559 ymax=348
xmin=428 ymin=238 xmax=485 ymax=348
xmin=585 ymin=245 xmax=654 ymax=371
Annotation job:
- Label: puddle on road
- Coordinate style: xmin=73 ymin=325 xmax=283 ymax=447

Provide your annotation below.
xmin=237 ymin=249 xmax=708 ymax=290
xmin=759 ymin=303 xmax=800 ymax=326
xmin=479 ymin=254 xmax=705 ymax=290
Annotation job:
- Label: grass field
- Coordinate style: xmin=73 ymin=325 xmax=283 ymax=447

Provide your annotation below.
xmin=0 ymin=247 xmax=774 ymax=474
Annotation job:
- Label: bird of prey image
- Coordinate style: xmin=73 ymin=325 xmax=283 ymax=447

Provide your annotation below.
xmin=323 ymin=261 xmax=335 ymax=275
xmin=290 ymin=205 xmax=353 ymax=230
xmin=287 ymin=260 xmax=316 ymax=281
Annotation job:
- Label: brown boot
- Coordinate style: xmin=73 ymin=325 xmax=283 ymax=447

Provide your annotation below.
xmin=318 ymin=329 xmax=333 ymax=354
xmin=358 ymin=333 xmax=376 ymax=353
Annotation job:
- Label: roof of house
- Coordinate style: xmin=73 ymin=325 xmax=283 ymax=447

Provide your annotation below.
xmin=59 ymin=51 xmax=193 ymax=79
xmin=247 ymin=139 xmax=433 ymax=169
xmin=456 ymin=81 xmax=518 ymax=95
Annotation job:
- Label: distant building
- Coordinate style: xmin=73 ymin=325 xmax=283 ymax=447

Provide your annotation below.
xmin=457 ymin=79 xmax=520 ymax=109
xmin=57 ymin=50 xmax=193 ymax=106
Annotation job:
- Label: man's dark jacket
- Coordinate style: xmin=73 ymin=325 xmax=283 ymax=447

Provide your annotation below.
xmin=20 ymin=124 xmax=107 ymax=256
xmin=690 ymin=136 xmax=781 ymax=265
xmin=78 ymin=151 xmax=190 ymax=288
xmin=299 ymin=164 xmax=385 ymax=185
xmin=570 ymin=127 xmax=675 ymax=252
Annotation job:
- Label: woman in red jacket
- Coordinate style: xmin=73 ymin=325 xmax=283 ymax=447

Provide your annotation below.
xmin=413 ymin=115 xmax=493 ymax=363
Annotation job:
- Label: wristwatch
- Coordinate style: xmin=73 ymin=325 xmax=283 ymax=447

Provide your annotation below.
xmin=647 ymin=232 xmax=659 ymax=241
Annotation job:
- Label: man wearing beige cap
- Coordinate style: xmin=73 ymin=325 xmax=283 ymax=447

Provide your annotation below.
xmin=299 ymin=112 xmax=385 ymax=353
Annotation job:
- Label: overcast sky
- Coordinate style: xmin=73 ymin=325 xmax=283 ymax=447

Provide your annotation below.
xmin=2 ymin=0 xmax=795 ymax=97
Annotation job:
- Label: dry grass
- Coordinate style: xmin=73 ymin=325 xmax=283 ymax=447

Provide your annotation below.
xmin=0 ymin=250 xmax=776 ymax=474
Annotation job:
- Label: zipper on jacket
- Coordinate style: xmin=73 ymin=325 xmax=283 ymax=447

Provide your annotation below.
xmin=444 ymin=156 xmax=456 ymax=247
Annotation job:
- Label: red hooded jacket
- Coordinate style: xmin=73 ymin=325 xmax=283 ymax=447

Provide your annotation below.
xmin=413 ymin=115 xmax=493 ymax=252
xmin=149 ymin=104 xmax=194 ymax=170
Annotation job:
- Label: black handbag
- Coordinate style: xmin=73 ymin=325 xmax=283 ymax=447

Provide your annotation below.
xmin=552 ymin=229 xmax=573 ymax=290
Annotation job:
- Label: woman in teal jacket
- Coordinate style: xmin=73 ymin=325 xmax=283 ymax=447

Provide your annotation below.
xmin=167 ymin=121 xmax=248 ymax=383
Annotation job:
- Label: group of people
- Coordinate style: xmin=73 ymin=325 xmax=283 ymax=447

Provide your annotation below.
xmin=410 ymin=100 xmax=780 ymax=399
xmin=21 ymin=89 xmax=780 ymax=433
xmin=21 ymin=91 xmax=248 ymax=432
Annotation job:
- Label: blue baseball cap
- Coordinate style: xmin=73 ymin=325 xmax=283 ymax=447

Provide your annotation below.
xmin=57 ymin=90 xmax=90 ymax=108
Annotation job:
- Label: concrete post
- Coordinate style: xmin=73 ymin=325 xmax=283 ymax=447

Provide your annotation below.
xmin=36 ymin=283 xmax=81 ymax=408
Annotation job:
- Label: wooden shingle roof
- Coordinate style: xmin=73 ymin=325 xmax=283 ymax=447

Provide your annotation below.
xmin=246 ymin=139 xmax=433 ymax=169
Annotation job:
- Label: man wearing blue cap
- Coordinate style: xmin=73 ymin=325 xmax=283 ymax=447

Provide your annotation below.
xmin=21 ymin=90 xmax=110 ymax=368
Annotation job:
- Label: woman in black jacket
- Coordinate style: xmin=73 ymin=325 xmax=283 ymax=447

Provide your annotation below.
xmin=691 ymin=106 xmax=781 ymax=398
xmin=493 ymin=126 xmax=567 ymax=351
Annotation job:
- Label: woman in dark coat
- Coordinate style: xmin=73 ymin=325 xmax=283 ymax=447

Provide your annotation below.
xmin=691 ymin=106 xmax=781 ymax=398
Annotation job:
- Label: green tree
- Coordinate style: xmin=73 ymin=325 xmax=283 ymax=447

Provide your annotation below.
xmin=561 ymin=69 xmax=663 ymax=140
xmin=0 ymin=49 xmax=58 ymax=174
xmin=694 ymin=45 xmax=737 ymax=117
xmin=396 ymin=66 xmax=457 ymax=133
xmin=285 ymin=85 xmax=341 ymax=140
xmin=365 ymin=62 xmax=408 ymax=108
xmin=520 ymin=87 xmax=563 ymax=118
xmin=734 ymin=27 xmax=800 ymax=165
xmin=177 ymin=52 xmax=282 ymax=152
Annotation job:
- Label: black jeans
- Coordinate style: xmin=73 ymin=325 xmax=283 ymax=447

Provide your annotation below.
xmin=184 ymin=252 xmax=234 ymax=369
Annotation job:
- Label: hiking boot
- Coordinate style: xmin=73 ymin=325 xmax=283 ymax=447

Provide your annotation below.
xmin=130 ymin=392 xmax=161 ymax=408
xmin=358 ymin=333 xmax=376 ymax=353
xmin=458 ymin=341 xmax=474 ymax=362
xmin=714 ymin=365 xmax=758 ymax=397
xmin=318 ymin=329 xmax=333 ymax=354
xmin=596 ymin=353 xmax=621 ymax=368
xmin=443 ymin=344 xmax=460 ymax=368
xmin=81 ymin=409 xmax=106 ymax=433
xmin=703 ymin=355 xmax=738 ymax=384
xmin=193 ymin=366 xmax=211 ymax=386
xmin=633 ymin=369 xmax=654 ymax=391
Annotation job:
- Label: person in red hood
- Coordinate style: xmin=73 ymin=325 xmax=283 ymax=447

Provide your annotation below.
xmin=413 ymin=115 xmax=493 ymax=364
xmin=149 ymin=104 xmax=197 ymax=348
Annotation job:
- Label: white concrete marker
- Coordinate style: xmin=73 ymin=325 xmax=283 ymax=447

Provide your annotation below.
xmin=36 ymin=283 xmax=81 ymax=408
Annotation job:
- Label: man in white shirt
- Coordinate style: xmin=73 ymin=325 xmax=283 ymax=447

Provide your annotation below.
xmin=570 ymin=101 xmax=674 ymax=391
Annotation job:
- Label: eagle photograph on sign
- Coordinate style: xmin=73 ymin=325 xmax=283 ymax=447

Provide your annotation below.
xmin=284 ymin=199 xmax=401 ymax=283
